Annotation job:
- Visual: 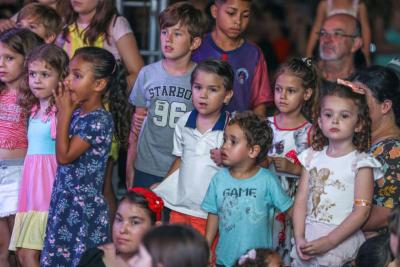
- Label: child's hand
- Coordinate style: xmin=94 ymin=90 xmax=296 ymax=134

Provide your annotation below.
xmin=272 ymin=157 xmax=293 ymax=173
xmin=53 ymin=81 xmax=77 ymax=115
xmin=210 ymin=148 xmax=223 ymax=166
xmin=300 ymin=236 xmax=335 ymax=256
xmin=295 ymin=237 xmax=313 ymax=261
xmin=149 ymin=182 xmax=160 ymax=190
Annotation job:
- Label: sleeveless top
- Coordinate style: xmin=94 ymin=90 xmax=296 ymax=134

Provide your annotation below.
xmin=327 ymin=0 xmax=359 ymax=18
xmin=0 ymin=89 xmax=27 ymax=149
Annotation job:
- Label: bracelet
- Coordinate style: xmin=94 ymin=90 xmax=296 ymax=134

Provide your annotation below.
xmin=354 ymin=199 xmax=371 ymax=207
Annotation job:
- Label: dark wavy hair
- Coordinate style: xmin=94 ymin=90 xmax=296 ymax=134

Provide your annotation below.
xmin=312 ymin=83 xmax=371 ymax=152
xmin=62 ymin=0 xmax=119 ymax=46
xmin=73 ymin=47 xmax=132 ymax=149
xmin=0 ymin=28 xmax=44 ymax=95
xmin=142 ymin=224 xmax=209 ymax=267
xmin=275 ymin=57 xmax=320 ymax=121
xmin=191 ymin=59 xmax=234 ymax=91
xmin=120 ymin=190 xmax=158 ymax=225
xmin=18 ymin=44 xmax=69 ymax=116
xmin=228 ymin=111 xmax=273 ymax=164
xmin=351 ymin=65 xmax=400 ymax=128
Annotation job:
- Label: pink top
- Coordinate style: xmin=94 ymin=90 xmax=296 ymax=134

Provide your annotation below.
xmin=0 ymin=89 xmax=27 ymax=149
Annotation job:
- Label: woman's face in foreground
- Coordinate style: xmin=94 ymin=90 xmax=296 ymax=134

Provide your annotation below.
xmin=112 ymin=200 xmax=153 ymax=255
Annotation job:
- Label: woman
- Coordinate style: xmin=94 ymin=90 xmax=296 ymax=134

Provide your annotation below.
xmin=77 ymin=188 xmax=163 ymax=267
xmin=340 ymin=65 xmax=400 ymax=234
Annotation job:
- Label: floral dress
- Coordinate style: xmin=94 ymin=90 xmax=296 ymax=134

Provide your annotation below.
xmin=41 ymin=109 xmax=113 ymax=267
xmin=370 ymin=138 xmax=400 ymax=226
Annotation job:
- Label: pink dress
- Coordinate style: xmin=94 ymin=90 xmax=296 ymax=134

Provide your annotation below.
xmin=9 ymin=107 xmax=57 ymax=250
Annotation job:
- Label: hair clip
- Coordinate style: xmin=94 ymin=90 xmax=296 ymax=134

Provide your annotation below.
xmin=301 ymin=57 xmax=312 ymax=67
xmin=354 ymin=199 xmax=371 ymax=207
xmin=238 ymin=249 xmax=257 ymax=265
xmin=337 ymin=78 xmax=366 ymax=95
xmin=129 ymin=187 xmax=164 ymax=221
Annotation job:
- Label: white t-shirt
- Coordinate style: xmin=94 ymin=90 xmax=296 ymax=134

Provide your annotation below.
xmin=154 ymin=110 xmax=228 ymax=218
xmin=299 ymin=147 xmax=382 ymax=225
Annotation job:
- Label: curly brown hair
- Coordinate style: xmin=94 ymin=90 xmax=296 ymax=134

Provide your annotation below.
xmin=312 ymin=83 xmax=371 ymax=152
xmin=18 ymin=44 xmax=69 ymax=116
xmin=228 ymin=111 xmax=273 ymax=164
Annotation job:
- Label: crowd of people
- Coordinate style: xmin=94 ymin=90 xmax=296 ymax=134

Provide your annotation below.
xmin=0 ymin=0 xmax=399 ymax=267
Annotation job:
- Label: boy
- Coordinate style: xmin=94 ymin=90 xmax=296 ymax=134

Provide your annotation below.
xmin=16 ymin=3 xmax=61 ymax=44
xmin=192 ymin=0 xmax=272 ymax=116
xmin=202 ymin=112 xmax=292 ymax=267
xmin=154 ymin=59 xmax=233 ymax=234
xmin=126 ymin=2 xmax=206 ymax=188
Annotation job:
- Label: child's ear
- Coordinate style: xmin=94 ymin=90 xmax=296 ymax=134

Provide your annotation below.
xmin=45 ymin=32 xmax=57 ymax=44
xmin=210 ymin=4 xmax=218 ymax=19
xmin=190 ymin=36 xmax=202 ymax=51
xmin=224 ymin=90 xmax=234 ymax=105
xmin=248 ymin=144 xmax=261 ymax=159
xmin=381 ymin=99 xmax=393 ymax=115
xmin=304 ymin=88 xmax=313 ymax=101
xmin=94 ymin=78 xmax=107 ymax=93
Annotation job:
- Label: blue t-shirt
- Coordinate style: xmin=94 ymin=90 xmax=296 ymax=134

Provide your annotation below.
xmin=201 ymin=168 xmax=292 ymax=267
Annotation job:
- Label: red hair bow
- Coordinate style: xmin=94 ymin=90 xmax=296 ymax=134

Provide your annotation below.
xmin=129 ymin=187 xmax=164 ymax=221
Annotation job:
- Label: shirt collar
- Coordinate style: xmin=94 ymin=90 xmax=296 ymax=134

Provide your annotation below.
xmin=185 ymin=109 xmax=228 ymax=131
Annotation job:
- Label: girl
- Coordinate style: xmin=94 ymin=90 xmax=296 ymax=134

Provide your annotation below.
xmin=59 ymin=0 xmax=144 ymax=87
xmin=305 ymin=0 xmax=371 ymax=65
xmin=266 ymin=57 xmax=317 ymax=266
xmin=0 ymin=28 xmax=43 ymax=267
xmin=78 ymin=188 xmax=164 ymax=267
xmin=8 ymin=44 xmax=68 ymax=267
xmin=60 ymin=0 xmax=141 ymax=219
xmin=132 ymin=224 xmax=210 ymax=267
xmin=40 ymin=47 xmax=126 ymax=267
xmin=234 ymin=248 xmax=282 ymax=267
xmin=291 ymin=83 xmax=382 ymax=266
xmin=202 ymin=111 xmax=293 ymax=267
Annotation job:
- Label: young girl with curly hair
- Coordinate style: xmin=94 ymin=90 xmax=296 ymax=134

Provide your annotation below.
xmin=9 ymin=44 xmax=68 ymax=267
xmin=291 ymin=83 xmax=382 ymax=266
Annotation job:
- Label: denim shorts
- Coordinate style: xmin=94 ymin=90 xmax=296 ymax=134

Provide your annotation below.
xmin=0 ymin=158 xmax=24 ymax=217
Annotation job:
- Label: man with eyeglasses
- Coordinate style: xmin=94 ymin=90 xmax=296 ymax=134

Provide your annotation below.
xmin=318 ymin=14 xmax=363 ymax=82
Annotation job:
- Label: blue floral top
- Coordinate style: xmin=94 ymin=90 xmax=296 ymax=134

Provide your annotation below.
xmin=41 ymin=108 xmax=113 ymax=267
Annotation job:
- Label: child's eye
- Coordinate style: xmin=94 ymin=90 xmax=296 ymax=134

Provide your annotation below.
xmin=160 ymin=29 xmax=167 ymax=35
xmin=288 ymin=88 xmax=297 ymax=94
xmin=42 ymin=72 xmax=49 ymax=78
xmin=5 ymin=56 xmax=14 ymax=61
xmin=341 ymin=113 xmax=350 ymax=119
xmin=115 ymin=216 xmax=123 ymax=223
xmin=174 ymin=32 xmax=182 ymax=37
xmin=226 ymin=11 xmax=235 ymax=16
xmin=29 ymin=72 xmax=36 ymax=78
xmin=243 ymin=13 xmax=250 ymax=18
xmin=274 ymin=86 xmax=282 ymax=92
xmin=193 ymin=85 xmax=201 ymax=90
xmin=130 ymin=219 xmax=142 ymax=226
xmin=323 ymin=112 xmax=332 ymax=118
xmin=29 ymin=25 xmax=37 ymax=30
xmin=210 ymin=87 xmax=218 ymax=93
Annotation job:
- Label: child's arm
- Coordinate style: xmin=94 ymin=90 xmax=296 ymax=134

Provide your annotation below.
xmin=305 ymin=1 xmax=327 ymax=58
xmin=54 ymin=84 xmax=90 ymax=165
xmin=165 ymin=157 xmax=181 ymax=178
xmin=358 ymin=2 xmax=372 ymax=66
xmin=362 ymin=205 xmax=391 ymax=231
xmin=292 ymin=168 xmax=313 ymax=261
xmin=301 ymin=167 xmax=373 ymax=256
xmin=116 ymin=33 xmax=144 ymax=89
xmin=271 ymin=157 xmax=302 ymax=176
xmin=205 ymin=213 xmax=219 ymax=247
xmin=126 ymin=107 xmax=147 ymax=188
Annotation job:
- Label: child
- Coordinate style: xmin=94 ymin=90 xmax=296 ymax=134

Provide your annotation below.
xmin=234 ymin=248 xmax=282 ymax=267
xmin=0 ymin=28 xmax=43 ymax=267
xmin=305 ymin=0 xmax=371 ymax=65
xmin=8 ymin=44 xmax=68 ymax=267
xmin=154 ymin=59 xmax=233 ymax=233
xmin=59 ymin=0 xmax=144 ymax=87
xmin=133 ymin=224 xmax=210 ymax=267
xmin=291 ymin=83 xmax=382 ymax=266
xmin=40 ymin=47 xmax=125 ymax=267
xmin=192 ymin=0 xmax=272 ymax=116
xmin=201 ymin=111 xmax=293 ymax=267
xmin=126 ymin=2 xmax=206 ymax=188
xmin=78 ymin=187 xmax=164 ymax=267
xmin=266 ymin=58 xmax=317 ymax=266
xmin=16 ymin=3 xmax=62 ymax=44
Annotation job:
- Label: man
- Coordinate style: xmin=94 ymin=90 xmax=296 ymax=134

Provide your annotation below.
xmin=318 ymin=14 xmax=363 ymax=82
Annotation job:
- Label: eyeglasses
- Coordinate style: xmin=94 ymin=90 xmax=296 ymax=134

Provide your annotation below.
xmin=317 ymin=30 xmax=358 ymax=39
